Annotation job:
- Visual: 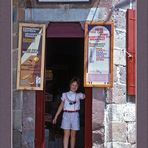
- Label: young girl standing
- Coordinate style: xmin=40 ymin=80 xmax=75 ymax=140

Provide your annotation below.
xmin=52 ymin=77 xmax=85 ymax=148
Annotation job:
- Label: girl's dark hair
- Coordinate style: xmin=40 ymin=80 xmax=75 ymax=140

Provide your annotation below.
xmin=69 ymin=77 xmax=80 ymax=87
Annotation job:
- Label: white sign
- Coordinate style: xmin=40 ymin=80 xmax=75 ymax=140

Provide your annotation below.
xmin=38 ymin=0 xmax=89 ymax=2
xmin=84 ymin=22 xmax=114 ymax=87
xmin=87 ymin=26 xmax=110 ymax=83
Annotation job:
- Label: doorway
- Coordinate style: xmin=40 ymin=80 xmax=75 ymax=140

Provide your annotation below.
xmin=44 ymin=37 xmax=85 ymax=148
xmin=35 ymin=22 xmax=92 ymax=148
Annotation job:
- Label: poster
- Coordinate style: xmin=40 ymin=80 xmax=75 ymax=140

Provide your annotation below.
xmin=17 ymin=23 xmax=46 ymax=90
xmin=84 ymin=22 xmax=114 ymax=87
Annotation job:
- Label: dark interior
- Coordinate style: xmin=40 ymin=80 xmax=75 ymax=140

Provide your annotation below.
xmin=44 ymin=38 xmax=85 ymax=148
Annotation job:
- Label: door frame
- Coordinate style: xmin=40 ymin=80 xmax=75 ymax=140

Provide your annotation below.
xmin=35 ymin=91 xmax=45 ymax=148
xmin=35 ymin=22 xmax=92 ymax=148
xmin=35 ymin=88 xmax=92 ymax=148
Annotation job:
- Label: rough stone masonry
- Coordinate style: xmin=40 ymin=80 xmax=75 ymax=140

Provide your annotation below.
xmin=13 ymin=0 xmax=136 ymax=147
xmin=104 ymin=6 xmax=136 ymax=148
xmin=92 ymin=2 xmax=136 ymax=148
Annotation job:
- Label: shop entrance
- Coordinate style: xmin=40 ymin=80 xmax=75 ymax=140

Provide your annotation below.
xmin=45 ymin=37 xmax=84 ymax=148
xmin=35 ymin=22 xmax=92 ymax=148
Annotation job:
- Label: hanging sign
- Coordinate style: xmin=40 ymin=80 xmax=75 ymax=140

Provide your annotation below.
xmin=84 ymin=22 xmax=114 ymax=87
xmin=17 ymin=23 xmax=46 ymax=90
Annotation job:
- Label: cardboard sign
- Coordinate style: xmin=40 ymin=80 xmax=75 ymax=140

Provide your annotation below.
xmin=17 ymin=23 xmax=46 ymax=90
xmin=84 ymin=22 xmax=114 ymax=87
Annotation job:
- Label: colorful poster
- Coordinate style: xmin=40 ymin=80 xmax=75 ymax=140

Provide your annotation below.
xmin=17 ymin=23 xmax=46 ymax=90
xmin=84 ymin=22 xmax=114 ymax=87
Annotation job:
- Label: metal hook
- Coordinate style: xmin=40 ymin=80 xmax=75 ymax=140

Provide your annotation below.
xmin=126 ymin=51 xmax=133 ymax=58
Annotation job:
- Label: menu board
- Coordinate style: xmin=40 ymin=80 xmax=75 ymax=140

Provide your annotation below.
xmin=17 ymin=23 xmax=46 ymax=90
xmin=84 ymin=22 xmax=114 ymax=87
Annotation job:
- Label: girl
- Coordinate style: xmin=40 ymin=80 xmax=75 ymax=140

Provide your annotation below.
xmin=52 ymin=77 xmax=85 ymax=148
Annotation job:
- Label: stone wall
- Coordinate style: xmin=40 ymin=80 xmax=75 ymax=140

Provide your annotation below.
xmin=104 ymin=4 xmax=136 ymax=148
xmin=13 ymin=1 xmax=22 ymax=148
xmin=13 ymin=0 xmax=136 ymax=147
xmin=13 ymin=1 xmax=36 ymax=148
xmin=92 ymin=88 xmax=105 ymax=147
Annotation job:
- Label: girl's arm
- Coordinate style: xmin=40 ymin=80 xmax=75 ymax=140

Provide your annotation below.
xmin=79 ymin=92 xmax=85 ymax=100
xmin=53 ymin=101 xmax=64 ymax=124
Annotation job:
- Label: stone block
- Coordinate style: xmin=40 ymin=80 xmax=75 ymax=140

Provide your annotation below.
xmin=132 ymin=1 xmax=136 ymax=9
xmin=93 ymin=143 xmax=104 ymax=148
xmin=13 ymin=49 xmax=18 ymax=70
xmin=113 ymin=65 xmax=118 ymax=83
xmin=127 ymin=96 xmax=136 ymax=103
xmin=13 ymin=90 xmax=23 ymax=110
xmin=13 ymin=34 xmax=18 ymax=49
xmin=22 ymin=130 xmax=35 ymax=148
xmin=106 ymin=104 xmax=136 ymax=122
xmin=13 ymin=129 xmax=22 ymax=148
xmin=13 ymin=6 xmax=18 ymax=23
xmin=106 ymin=104 xmax=124 ymax=121
xmin=112 ymin=0 xmax=131 ymax=10
xmin=114 ymin=49 xmax=126 ymax=66
xmin=18 ymin=0 xmax=26 ymax=8
xmin=97 ymin=7 xmax=109 ymax=21
xmin=106 ymin=142 xmax=131 ymax=148
xmin=128 ymin=122 xmax=136 ymax=144
xmin=112 ymin=83 xmax=126 ymax=103
xmin=106 ymin=83 xmax=126 ymax=104
xmin=119 ymin=66 xmax=126 ymax=84
xmin=131 ymin=144 xmax=136 ymax=148
xmin=106 ymin=88 xmax=113 ymax=104
xmin=99 ymin=0 xmax=112 ymax=8
xmin=13 ymin=0 xmax=19 ymax=6
xmin=92 ymin=88 xmax=105 ymax=128
xmin=22 ymin=91 xmax=36 ymax=130
xmin=113 ymin=65 xmax=126 ymax=84
xmin=87 ymin=7 xmax=108 ymax=21
xmin=13 ymin=110 xmax=22 ymax=131
xmin=111 ymin=0 xmax=121 ymax=6
xmin=92 ymin=99 xmax=105 ymax=127
xmin=114 ymin=30 xmax=126 ymax=49
xmin=93 ymin=88 xmax=106 ymax=101
xmin=18 ymin=8 xmax=25 ymax=21
xmin=93 ymin=129 xmax=104 ymax=145
xmin=23 ymin=116 xmax=35 ymax=131
xmin=105 ymin=121 xmax=127 ymax=142
xmin=13 ymin=22 xmax=19 ymax=34
xmin=123 ymin=104 xmax=136 ymax=122
xmin=13 ymin=69 xmax=17 ymax=90
xmin=111 ymin=9 xmax=126 ymax=29
xmin=27 ymin=8 xmax=90 ymax=22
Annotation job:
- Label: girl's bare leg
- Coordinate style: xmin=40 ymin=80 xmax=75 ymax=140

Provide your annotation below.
xmin=64 ymin=129 xmax=70 ymax=148
xmin=70 ymin=130 xmax=77 ymax=148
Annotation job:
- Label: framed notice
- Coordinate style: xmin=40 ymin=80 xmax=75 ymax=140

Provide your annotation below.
xmin=84 ymin=22 xmax=114 ymax=87
xmin=17 ymin=23 xmax=46 ymax=90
